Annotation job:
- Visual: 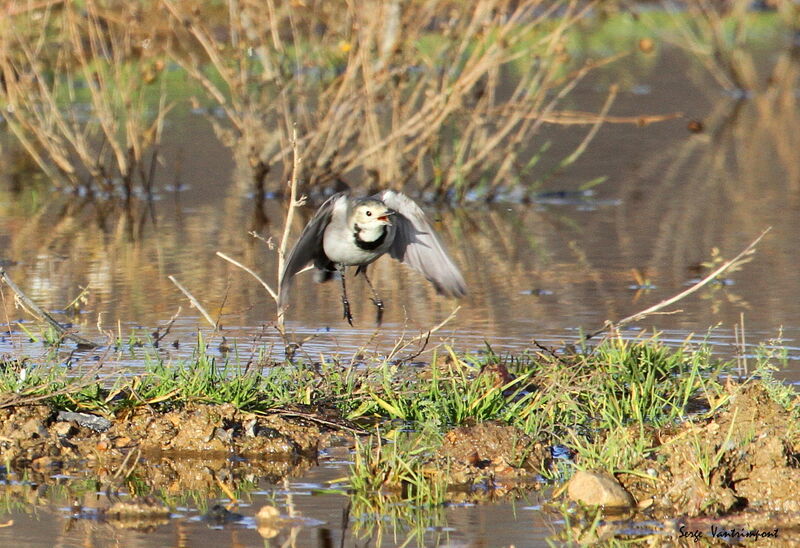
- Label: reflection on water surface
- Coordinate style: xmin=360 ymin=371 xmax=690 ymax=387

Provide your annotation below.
xmin=2 ymin=61 xmax=799 ymax=376
xmin=1 ymin=25 xmax=800 ymax=546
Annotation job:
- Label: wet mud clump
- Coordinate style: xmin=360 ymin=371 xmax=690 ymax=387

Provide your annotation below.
xmin=0 ymin=402 xmax=330 ymax=470
xmin=428 ymin=421 xmax=547 ymax=488
xmin=619 ymin=383 xmax=800 ymax=517
xmin=104 ymin=497 xmax=171 ymax=530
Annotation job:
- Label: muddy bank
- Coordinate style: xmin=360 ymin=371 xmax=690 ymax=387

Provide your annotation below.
xmin=0 ymin=402 xmax=332 ymax=475
xmin=0 ymin=401 xmax=550 ymax=500
xmin=2 ymin=382 xmax=798 ymax=515
xmin=618 ymin=382 xmax=800 ymax=517
xmin=561 ymin=382 xmax=800 ymax=544
xmin=2 ymin=379 xmax=800 ymax=544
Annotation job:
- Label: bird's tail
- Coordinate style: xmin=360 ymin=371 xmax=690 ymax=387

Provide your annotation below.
xmin=314 ymin=268 xmax=339 ymax=283
xmin=277 ymin=277 xmax=291 ymax=309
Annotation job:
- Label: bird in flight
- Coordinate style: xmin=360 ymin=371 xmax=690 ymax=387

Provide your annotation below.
xmin=279 ymin=190 xmax=467 ymax=325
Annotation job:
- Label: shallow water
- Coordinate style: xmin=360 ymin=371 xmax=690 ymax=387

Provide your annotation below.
xmin=1 ymin=23 xmax=800 ymax=547
xmin=0 ymin=455 xmax=556 ymax=547
xmin=2 ymin=43 xmax=799 ymax=379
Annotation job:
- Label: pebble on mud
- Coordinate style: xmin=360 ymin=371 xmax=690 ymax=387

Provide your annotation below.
xmin=567 ymin=470 xmax=635 ymax=509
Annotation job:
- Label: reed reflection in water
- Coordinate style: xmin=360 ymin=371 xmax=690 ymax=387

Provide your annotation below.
xmin=0 ymin=46 xmax=799 ymax=375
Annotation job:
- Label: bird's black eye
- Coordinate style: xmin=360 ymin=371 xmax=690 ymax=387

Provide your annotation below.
xmin=366 ymin=211 xmax=372 ymax=216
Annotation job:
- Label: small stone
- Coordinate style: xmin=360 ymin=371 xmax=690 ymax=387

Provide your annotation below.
xmin=243 ymin=418 xmax=258 ymax=437
xmin=56 ymin=411 xmax=111 ymax=432
xmin=53 ymin=422 xmax=74 ymax=437
xmin=115 ymin=436 xmax=132 ymax=448
xmin=31 ymin=456 xmax=58 ymax=470
xmin=567 ymin=470 xmax=635 ymax=509
xmin=256 ymin=505 xmax=280 ymax=521
xmin=18 ymin=418 xmax=47 ymax=439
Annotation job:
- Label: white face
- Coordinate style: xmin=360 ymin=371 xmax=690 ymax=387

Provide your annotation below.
xmin=352 ymin=202 xmax=393 ymax=226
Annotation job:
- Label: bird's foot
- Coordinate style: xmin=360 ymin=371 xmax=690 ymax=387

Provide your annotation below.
xmin=371 ymin=298 xmax=384 ymax=326
xmin=342 ymin=296 xmax=354 ymax=326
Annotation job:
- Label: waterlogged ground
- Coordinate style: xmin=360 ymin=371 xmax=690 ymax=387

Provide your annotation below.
xmin=1 ymin=363 xmax=799 ymax=547
xmin=2 ymin=6 xmax=800 ymax=548
xmin=2 ymin=39 xmax=800 ymax=377
xmin=0 ymin=402 xmax=554 ymax=547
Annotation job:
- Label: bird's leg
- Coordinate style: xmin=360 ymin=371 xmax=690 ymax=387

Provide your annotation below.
xmin=339 ymin=265 xmax=353 ymax=326
xmin=361 ymin=269 xmax=384 ymax=326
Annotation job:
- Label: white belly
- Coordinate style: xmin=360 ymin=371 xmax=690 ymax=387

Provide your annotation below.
xmin=323 ymin=226 xmax=393 ymax=266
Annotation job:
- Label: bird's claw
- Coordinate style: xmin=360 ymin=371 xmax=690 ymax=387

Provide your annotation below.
xmin=371 ymin=298 xmax=384 ymax=326
xmin=342 ymin=296 xmax=354 ymax=326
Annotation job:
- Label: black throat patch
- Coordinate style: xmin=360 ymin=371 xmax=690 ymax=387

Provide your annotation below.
xmin=353 ymin=224 xmax=387 ymax=251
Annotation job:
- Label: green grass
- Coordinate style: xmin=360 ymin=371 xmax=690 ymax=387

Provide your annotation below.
xmin=2 ymin=329 xmax=798 ymax=545
xmin=0 ymin=332 xmax=784 ymax=471
xmin=0 ymin=332 xmax=732 ymax=431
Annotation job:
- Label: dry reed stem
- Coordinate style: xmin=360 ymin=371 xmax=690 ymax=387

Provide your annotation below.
xmin=275 ymin=127 xmax=305 ymax=334
xmin=168 ymin=275 xmax=217 ymax=329
xmin=278 ymin=127 xmax=304 ymax=288
xmin=152 ymin=306 xmax=182 ymax=346
xmin=529 ymin=111 xmax=684 ymax=126
xmin=5 ymin=1 xmax=64 ymax=16
xmin=216 ymin=252 xmax=278 ymax=301
xmin=561 ymin=84 xmax=618 ymax=168
xmin=586 ymin=227 xmax=772 ymax=341
xmin=0 ymin=267 xmax=97 ymax=348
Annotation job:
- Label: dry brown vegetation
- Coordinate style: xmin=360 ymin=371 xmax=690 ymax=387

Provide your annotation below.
xmin=1 ymin=0 xmax=629 ymax=203
xmin=0 ymin=1 xmax=171 ymax=199
xmin=2 ymin=0 xmax=797 ymax=205
xmin=161 ymin=0 xmax=625 ymax=201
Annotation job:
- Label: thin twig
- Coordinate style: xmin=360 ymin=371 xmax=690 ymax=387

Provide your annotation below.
xmin=525 ymin=110 xmax=683 ymax=126
xmin=216 ymin=252 xmax=277 ymax=301
xmin=153 ymin=306 xmax=182 ymax=346
xmin=276 ymin=126 xmax=305 ymax=334
xmin=168 ymin=275 xmax=217 ymax=329
xmin=262 ymin=408 xmax=368 ymax=435
xmin=561 ymin=83 xmax=618 ymax=167
xmin=348 ymin=325 xmax=385 ymax=369
xmin=585 ymin=227 xmax=771 ymax=341
xmin=0 ymin=267 xmax=97 ymax=348
xmin=111 ymin=446 xmax=141 ymax=482
xmin=278 ymin=127 xmax=304 ymax=290
xmin=386 ymin=306 xmax=461 ymax=362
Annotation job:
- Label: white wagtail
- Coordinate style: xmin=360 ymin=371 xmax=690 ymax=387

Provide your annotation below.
xmin=279 ymin=190 xmax=467 ymax=325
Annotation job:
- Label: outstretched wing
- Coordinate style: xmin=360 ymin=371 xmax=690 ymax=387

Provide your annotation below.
xmin=278 ymin=193 xmax=345 ymax=307
xmin=378 ymin=190 xmax=467 ymax=297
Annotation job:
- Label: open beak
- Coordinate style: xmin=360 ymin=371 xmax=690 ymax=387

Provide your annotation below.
xmin=377 ymin=210 xmax=395 ymax=223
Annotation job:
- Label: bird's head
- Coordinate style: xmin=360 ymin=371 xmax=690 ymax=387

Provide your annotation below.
xmin=351 ymin=200 xmax=394 ymax=227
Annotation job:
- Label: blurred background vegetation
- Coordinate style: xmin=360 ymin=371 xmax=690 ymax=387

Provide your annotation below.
xmin=2 ymin=0 xmax=794 ymax=206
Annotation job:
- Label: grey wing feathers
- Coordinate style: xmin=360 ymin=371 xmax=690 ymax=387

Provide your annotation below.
xmin=278 ymin=193 xmax=343 ymax=307
xmin=378 ymin=190 xmax=467 ymax=297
